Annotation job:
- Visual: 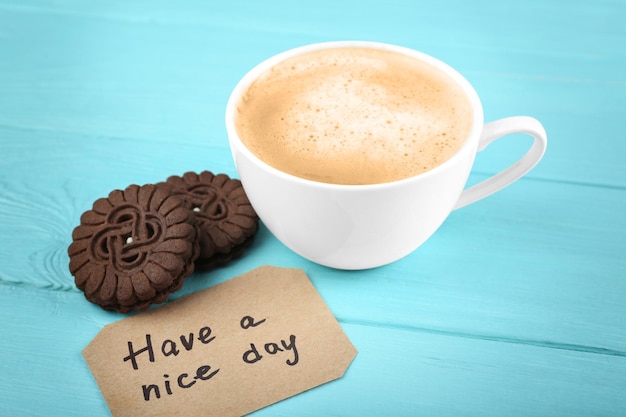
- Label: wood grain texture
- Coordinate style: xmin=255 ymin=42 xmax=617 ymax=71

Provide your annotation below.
xmin=1 ymin=0 xmax=625 ymax=416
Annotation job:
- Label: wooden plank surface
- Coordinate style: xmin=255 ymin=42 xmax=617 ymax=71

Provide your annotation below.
xmin=1 ymin=0 xmax=625 ymax=416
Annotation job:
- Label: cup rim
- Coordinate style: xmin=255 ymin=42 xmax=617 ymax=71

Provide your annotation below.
xmin=225 ymin=40 xmax=484 ymax=190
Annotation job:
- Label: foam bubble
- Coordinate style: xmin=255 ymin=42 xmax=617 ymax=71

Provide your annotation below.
xmin=236 ymin=47 xmax=473 ymax=184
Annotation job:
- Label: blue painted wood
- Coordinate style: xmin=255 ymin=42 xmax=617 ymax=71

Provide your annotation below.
xmin=1 ymin=0 xmax=625 ymax=416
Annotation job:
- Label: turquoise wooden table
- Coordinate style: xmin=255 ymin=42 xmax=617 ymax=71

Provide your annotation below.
xmin=1 ymin=0 xmax=625 ymax=416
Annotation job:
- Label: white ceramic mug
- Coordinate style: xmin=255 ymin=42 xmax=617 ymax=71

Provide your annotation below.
xmin=225 ymin=41 xmax=547 ymax=269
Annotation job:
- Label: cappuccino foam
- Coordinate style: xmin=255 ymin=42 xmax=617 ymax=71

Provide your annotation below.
xmin=235 ymin=47 xmax=474 ymax=185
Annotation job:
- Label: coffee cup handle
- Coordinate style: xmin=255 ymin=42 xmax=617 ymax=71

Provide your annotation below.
xmin=453 ymin=116 xmax=547 ymax=210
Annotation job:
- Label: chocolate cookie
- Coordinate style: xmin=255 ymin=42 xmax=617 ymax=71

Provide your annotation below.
xmin=157 ymin=171 xmax=259 ymax=269
xmin=68 ymin=184 xmax=200 ymax=312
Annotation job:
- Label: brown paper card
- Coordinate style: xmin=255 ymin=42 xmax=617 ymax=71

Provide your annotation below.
xmin=82 ymin=265 xmax=357 ymax=417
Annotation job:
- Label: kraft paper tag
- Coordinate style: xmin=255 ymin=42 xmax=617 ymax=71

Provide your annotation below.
xmin=82 ymin=265 xmax=357 ymax=417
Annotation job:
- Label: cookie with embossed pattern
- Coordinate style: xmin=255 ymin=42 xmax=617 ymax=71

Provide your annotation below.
xmin=68 ymin=184 xmax=199 ymax=312
xmin=157 ymin=171 xmax=259 ymax=269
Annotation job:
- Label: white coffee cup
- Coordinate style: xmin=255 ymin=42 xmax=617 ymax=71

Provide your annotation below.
xmin=225 ymin=41 xmax=547 ymax=269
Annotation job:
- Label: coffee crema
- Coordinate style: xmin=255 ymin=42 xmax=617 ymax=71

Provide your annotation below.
xmin=235 ymin=47 xmax=474 ymax=185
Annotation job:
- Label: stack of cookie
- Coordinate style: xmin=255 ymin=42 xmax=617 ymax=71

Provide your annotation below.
xmin=68 ymin=171 xmax=259 ymax=313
